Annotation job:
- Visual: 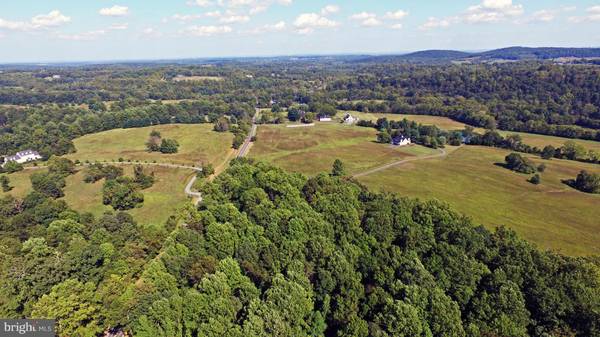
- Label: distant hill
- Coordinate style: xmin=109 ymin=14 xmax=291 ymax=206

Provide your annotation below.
xmin=356 ymin=47 xmax=600 ymax=64
xmin=474 ymin=47 xmax=600 ymax=60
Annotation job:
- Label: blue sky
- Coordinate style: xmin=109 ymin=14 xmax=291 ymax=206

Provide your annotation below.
xmin=0 ymin=0 xmax=599 ymax=62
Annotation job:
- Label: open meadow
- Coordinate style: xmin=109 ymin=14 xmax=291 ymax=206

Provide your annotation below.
xmin=249 ymin=122 xmax=439 ymax=175
xmin=357 ymin=145 xmax=600 ymax=256
xmin=62 ymin=166 xmax=192 ymax=225
xmin=64 ymin=124 xmax=234 ymax=166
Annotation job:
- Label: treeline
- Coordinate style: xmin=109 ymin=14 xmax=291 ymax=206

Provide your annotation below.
xmin=0 ymin=99 xmax=254 ymax=158
xmin=329 ymin=63 xmax=600 ymax=141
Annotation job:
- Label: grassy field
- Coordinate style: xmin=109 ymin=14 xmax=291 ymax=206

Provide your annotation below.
xmin=348 ymin=112 xmax=600 ymax=152
xmin=250 ymin=123 xmax=438 ymax=176
xmin=357 ymin=145 xmax=600 ymax=256
xmin=62 ymin=166 xmax=192 ymax=225
xmin=349 ymin=111 xmax=468 ymax=130
xmin=0 ymin=166 xmax=192 ymax=226
xmin=65 ymin=124 xmax=234 ymax=166
xmin=0 ymin=169 xmax=40 ymax=199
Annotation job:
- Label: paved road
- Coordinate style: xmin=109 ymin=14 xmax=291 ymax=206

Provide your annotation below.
xmin=352 ymin=148 xmax=448 ymax=179
xmin=237 ymin=114 xmax=258 ymax=158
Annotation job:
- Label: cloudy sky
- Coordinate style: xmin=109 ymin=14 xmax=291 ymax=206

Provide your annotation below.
xmin=1 ymin=0 xmax=599 ymax=63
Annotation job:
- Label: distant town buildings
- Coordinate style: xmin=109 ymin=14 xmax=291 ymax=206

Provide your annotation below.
xmin=2 ymin=150 xmax=42 ymax=166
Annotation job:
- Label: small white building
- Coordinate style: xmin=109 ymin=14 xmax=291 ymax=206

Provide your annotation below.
xmin=343 ymin=113 xmax=359 ymax=125
xmin=392 ymin=136 xmax=412 ymax=147
xmin=2 ymin=150 xmax=42 ymax=166
xmin=319 ymin=116 xmax=332 ymax=122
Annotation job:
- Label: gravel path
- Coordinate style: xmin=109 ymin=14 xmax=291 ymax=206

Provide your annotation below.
xmin=352 ymin=148 xmax=447 ymax=178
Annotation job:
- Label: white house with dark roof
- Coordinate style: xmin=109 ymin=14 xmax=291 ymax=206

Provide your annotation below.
xmin=2 ymin=150 xmax=42 ymax=166
xmin=392 ymin=135 xmax=412 ymax=147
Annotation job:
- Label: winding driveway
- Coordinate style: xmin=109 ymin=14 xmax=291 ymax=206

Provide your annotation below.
xmin=352 ymin=148 xmax=448 ymax=179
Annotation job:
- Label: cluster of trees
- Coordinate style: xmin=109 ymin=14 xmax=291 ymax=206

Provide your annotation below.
xmin=505 ymin=153 xmax=538 ymax=174
xmin=28 ymin=157 xmax=76 ymax=199
xmin=466 ymin=129 xmax=600 ymax=164
xmin=214 ymin=116 xmax=253 ymax=149
xmin=100 ymin=165 xmax=154 ymax=210
xmin=0 ymin=175 xmax=11 ymax=192
xmin=145 ymin=130 xmax=179 ymax=154
xmin=572 ymin=170 xmax=600 ymax=194
xmin=84 ymin=164 xmax=124 ymax=183
xmin=0 ymin=161 xmax=24 ymax=174
xmin=0 ymin=159 xmax=599 ymax=336
xmin=196 ymin=163 xmax=215 ymax=179
xmin=365 ymin=117 xmax=449 ymax=149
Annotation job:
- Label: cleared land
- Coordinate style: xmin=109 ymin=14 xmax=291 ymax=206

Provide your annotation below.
xmin=357 ymin=145 xmax=600 ymax=256
xmin=62 ymin=166 xmax=192 ymax=225
xmin=349 ymin=111 xmax=467 ymax=130
xmin=250 ymin=123 xmax=438 ymax=176
xmin=0 ymin=170 xmax=41 ymax=198
xmin=65 ymin=124 xmax=233 ymax=166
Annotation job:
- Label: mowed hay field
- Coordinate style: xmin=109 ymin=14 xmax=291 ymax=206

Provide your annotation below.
xmin=250 ymin=123 xmax=439 ymax=176
xmin=62 ymin=166 xmax=192 ymax=225
xmin=65 ymin=124 xmax=234 ymax=166
xmin=349 ymin=112 xmax=467 ymax=130
xmin=357 ymin=146 xmax=600 ymax=256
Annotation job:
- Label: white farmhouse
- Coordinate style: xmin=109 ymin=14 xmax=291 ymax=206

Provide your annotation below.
xmin=392 ymin=135 xmax=412 ymax=147
xmin=342 ymin=113 xmax=359 ymax=125
xmin=2 ymin=150 xmax=42 ymax=166
xmin=319 ymin=116 xmax=332 ymax=122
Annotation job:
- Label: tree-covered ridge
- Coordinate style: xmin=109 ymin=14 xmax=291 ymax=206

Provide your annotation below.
xmin=2 ymin=160 xmax=595 ymax=336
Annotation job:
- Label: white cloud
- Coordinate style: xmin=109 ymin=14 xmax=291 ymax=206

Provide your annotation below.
xmin=0 ymin=10 xmax=71 ymax=31
xmin=350 ymin=12 xmax=376 ymax=20
xmin=361 ymin=17 xmax=382 ymax=27
xmin=419 ymin=17 xmax=452 ymax=30
xmin=167 ymin=14 xmax=204 ymax=23
xmin=569 ymin=5 xmax=600 ymax=23
xmin=384 ymin=10 xmax=409 ymax=20
xmin=321 ymin=5 xmax=340 ymax=15
xmin=205 ymin=11 xmax=222 ymax=18
xmin=109 ymin=23 xmax=129 ymax=30
xmin=390 ymin=23 xmax=403 ymax=30
xmin=183 ymin=25 xmax=233 ymax=36
xmin=58 ymin=30 xmax=107 ymax=41
xmin=464 ymin=0 xmax=523 ymax=23
xmin=141 ymin=27 xmax=163 ymax=38
xmin=187 ymin=0 xmax=214 ymax=7
xmin=293 ymin=13 xmax=339 ymax=34
xmin=219 ymin=14 xmax=250 ymax=23
xmin=99 ymin=5 xmax=129 ymax=17
xmin=529 ymin=9 xmax=556 ymax=22
xmin=246 ymin=20 xmax=286 ymax=34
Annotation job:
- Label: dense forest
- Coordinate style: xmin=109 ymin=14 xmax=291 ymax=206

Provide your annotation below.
xmin=0 ymin=160 xmax=598 ymax=336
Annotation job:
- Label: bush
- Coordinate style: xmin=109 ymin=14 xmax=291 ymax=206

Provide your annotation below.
xmin=102 ymin=178 xmax=144 ymax=210
xmin=529 ymin=174 xmax=541 ymax=185
xmin=505 ymin=153 xmax=537 ymax=174
xmin=2 ymin=161 xmax=24 ymax=174
xmin=160 ymin=139 xmax=179 ymax=154
xmin=573 ymin=170 xmax=600 ymax=194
